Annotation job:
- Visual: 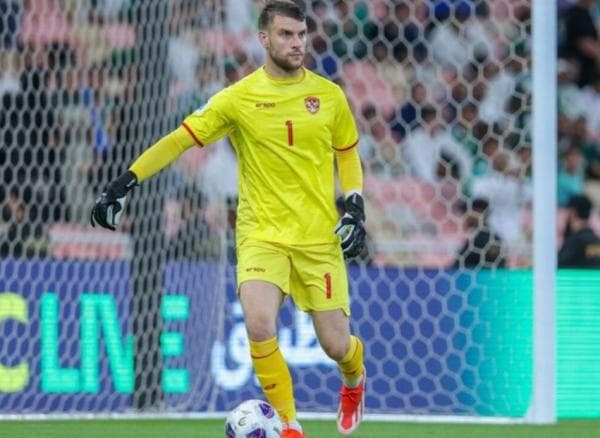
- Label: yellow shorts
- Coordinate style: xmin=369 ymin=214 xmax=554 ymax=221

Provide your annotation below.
xmin=237 ymin=239 xmax=350 ymax=315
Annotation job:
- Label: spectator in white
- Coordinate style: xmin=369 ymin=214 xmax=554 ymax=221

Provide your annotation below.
xmin=56 ymin=66 xmax=96 ymax=224
xmin=228 ymin=0 xmax=265 ymax=67
xmin=403 ymin=105 xmax=472 ymax=183
xmin=578 ymin=72 xmax=600 ymax=142
xmin=197 ymin=140 xmax=238 ymax=206
xmin=429 ymin=7 xmax=471 ymax=72
xmin=168 ymin=5 xmax=202 ymax=93
xmin=0 ymin=49 xmax=21 ymax=96
xmin=471 ymin=150 xmax=531 ymax=244
xmin=557 ymin=58 xmax=585 ymax=121
xmin=359 ymin=104 xmax=403 ymax=178
xmin=464 ymin=2 xmax=499 ymax=63
xmin=225 ymin=0 xmax=253 ymax=33
xmin=409 ymin=44 xmax=445 ymax=102
xmin=478 ymin=58 xmax=519 ymax=128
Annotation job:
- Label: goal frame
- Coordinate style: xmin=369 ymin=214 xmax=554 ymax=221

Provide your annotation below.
xmin=528 ymin=0 xmax=557 ymax=424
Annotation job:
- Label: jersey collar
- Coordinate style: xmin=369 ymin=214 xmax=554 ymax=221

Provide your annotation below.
xmin=261 ymin=66 xmax=306 ymax=85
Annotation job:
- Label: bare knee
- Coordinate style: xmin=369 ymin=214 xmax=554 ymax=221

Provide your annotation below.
xmin=312 ymin=309 xmax=351 ymax=361
xmin=245 ymin=314 xmax=277 ymax=342
xmin=239 ymin=280 xmax=282 ymax=342
xmin=320 ymin=337 xmax=350 ymax=362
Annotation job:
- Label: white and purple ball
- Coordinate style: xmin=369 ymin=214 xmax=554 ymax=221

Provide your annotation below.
xmin=225 ymin=399 xmax=282 ymax=438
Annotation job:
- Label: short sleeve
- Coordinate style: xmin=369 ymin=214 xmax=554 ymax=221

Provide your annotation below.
xmin=182 ymin=88 xmax=234 ymax=146
xmin=332 ymin=86 xmax=359 ymax=151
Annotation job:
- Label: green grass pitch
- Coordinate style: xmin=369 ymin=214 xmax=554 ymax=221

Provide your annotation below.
xmin=0 ymin=419 xmax=598 ymax=438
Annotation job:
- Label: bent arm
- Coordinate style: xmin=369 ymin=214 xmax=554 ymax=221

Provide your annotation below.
xmin=129 ymin=126 xmax=196 ymax=182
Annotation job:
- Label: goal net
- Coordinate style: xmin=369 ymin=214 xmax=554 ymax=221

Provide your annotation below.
xmin=0 ymin=0 xmax=545 ymax=422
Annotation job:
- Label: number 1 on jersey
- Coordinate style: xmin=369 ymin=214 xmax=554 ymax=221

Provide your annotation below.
xmin=286 ymin=120 xmax=294 ymax=146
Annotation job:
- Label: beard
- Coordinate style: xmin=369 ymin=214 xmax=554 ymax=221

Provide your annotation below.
xmin=268 ymin=46 xmax=304 ymax=72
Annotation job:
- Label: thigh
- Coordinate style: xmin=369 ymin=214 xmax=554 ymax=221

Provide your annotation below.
xmin=237 ymin=239 xmax=291 ymax=341
xmin=289 ymin=243 xmax=350 ymax=315
xmin=239 ymin=280 xmax=284 ymax=341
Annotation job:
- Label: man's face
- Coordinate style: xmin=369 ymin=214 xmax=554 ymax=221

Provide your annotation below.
xmin=261 ymin=15 xmax=307 ymax=72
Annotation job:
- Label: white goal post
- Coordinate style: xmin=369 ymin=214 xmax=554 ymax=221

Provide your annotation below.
xmin=530 ymin=0 xmax=556 ymax=424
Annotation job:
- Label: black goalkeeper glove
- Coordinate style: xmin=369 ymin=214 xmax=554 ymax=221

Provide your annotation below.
xmin=334 ymin=193 xmax=366 ymax=259
xmin=90 ymin=170 xmax=137 ymax=231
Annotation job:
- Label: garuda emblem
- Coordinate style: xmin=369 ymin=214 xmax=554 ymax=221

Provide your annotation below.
xmin=304 ymin=96 xmax=320 ymax=114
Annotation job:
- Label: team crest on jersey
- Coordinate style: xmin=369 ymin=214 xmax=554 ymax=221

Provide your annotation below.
xmin=304 ymin=96 xmax=320 ymax=114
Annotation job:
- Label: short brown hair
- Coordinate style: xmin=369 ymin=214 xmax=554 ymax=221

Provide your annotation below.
xmin=568 ymin=194 xmax=593 ymax=220
xmin=258 ymin=1 xmax=306 ymax=30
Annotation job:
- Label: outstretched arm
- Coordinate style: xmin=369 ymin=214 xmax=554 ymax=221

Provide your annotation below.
xmin=129 ymin=126 xmax=196 ymax=182
xmin=90 ymin=127 xmax=196 ymax=230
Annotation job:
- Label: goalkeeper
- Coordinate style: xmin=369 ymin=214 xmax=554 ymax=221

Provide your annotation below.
xmin=91 ymin=1 xmax=366 ymax=436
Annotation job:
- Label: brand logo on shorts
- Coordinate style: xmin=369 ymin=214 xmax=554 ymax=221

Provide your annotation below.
xmin=246 ymin=267 xmax=266 ymax=272
xmin=305 ymin=96 xmax=320 ymax=114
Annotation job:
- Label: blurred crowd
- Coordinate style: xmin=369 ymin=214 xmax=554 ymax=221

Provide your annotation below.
xmin=0 ymin=0 xmax=599 ymax=268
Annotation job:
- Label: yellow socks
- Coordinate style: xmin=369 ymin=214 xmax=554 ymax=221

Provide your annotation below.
xmin=250 ymin=337 xmax=296 ymax=423
xmin=338 ymin=336 xmax=364 ymax=387
xmin=249 ymin=335 xmax=364 ymax=423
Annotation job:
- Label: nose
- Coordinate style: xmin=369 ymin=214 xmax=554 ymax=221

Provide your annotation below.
xmin=291 ymin=34 xmax=304 ymax=48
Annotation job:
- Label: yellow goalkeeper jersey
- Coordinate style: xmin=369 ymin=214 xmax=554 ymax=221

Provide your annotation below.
xmin=182 ymin=67 xmax=359 ymax=245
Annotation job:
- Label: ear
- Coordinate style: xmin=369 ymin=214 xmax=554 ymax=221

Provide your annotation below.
xmin=258 ymin=30 xmax=269 ymax=49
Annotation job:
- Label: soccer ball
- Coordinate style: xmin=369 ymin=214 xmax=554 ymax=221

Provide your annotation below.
xmin=225 ymin=399 xmax=282 ymax=438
